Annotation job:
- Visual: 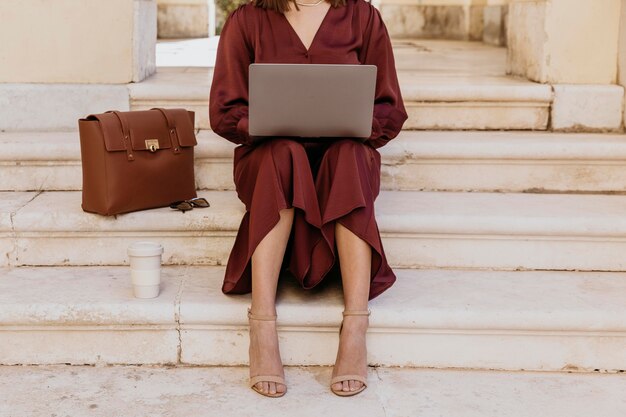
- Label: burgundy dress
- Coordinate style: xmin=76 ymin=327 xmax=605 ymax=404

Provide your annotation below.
xmin=208 ymin=0 xmax=408 ymax=300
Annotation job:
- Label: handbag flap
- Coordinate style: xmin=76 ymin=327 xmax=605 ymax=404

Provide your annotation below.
xmin=84 ymin=109 xmax=197 ymax=152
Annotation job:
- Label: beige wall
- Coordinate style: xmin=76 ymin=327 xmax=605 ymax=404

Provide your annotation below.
xmin=618 ymin=0 xmax=626 ymax=86
xmin=507 ymin=0 xmax=621 ymax=84
xmin=0 ymin=0 xmax=156 ymax=84
xmin=375 ymin=0 xmax=509 ymax=5
xmin=618 ymin=0 xmax=626 ymax=126
xmin=376 ymin=0 xmax=508 ymax=40
xmin=157 ymin=0 xmax=209 ymax=38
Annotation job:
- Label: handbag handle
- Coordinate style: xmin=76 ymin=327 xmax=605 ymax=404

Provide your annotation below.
xmin=108 ymin=110 xmax=135 ymax=161
xmin=151 ymin=107 xmax=182 ymax=155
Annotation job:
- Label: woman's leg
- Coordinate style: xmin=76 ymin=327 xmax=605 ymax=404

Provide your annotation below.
xmin=249 ymin=206 xmax=294 ymax=395
xmin=307 ymin=138 xmax=382 ymax=393
xmin=228 ymin=138 xmax=320 ymax=395
xmin=331 ymin=221 xmax=371 ymax=393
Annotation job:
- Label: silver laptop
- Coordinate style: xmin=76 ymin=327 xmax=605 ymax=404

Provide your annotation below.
xmin=248 ymin=63 xmax=377 ymax=139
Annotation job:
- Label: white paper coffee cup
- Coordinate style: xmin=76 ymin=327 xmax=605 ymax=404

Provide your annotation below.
xmin=131 ymin=268 xmax=160 ymax=284
xmin=132 ymin=283 xmax=161 ymax=298
xmin=127 ymin=241 xmax=163 ymax=299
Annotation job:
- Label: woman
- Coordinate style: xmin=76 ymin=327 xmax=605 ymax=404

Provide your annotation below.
xmin=208 ymin=0 xmax=407 ymax=398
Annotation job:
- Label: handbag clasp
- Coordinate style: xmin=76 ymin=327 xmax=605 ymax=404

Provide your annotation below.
xmin=145 ymin=139 xmax=160 ymax=152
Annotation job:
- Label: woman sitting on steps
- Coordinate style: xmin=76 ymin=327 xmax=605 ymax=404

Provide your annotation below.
xmin=209 ymin=0 xmax=408 ymax=398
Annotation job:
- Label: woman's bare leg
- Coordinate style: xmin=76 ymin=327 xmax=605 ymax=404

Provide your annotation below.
xmin=249 ymin=207 xmax=294 ymax=395
xmin=331 ymin=221 xmax=371 ymax=393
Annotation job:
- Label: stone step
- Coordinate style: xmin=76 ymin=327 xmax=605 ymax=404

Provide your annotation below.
xmin=129 ymin=67 xmax=552 ymax=130
xmin=1 ymin=264 xmax=625 ymax=372
xmin=2 ymin=365 xmax=624 ymax=417
xmin=4 ymin=189 xmax=626 ymax=270
xmin=6 ymin=130 xmax=626 ymax=193
xmin=137 ymin=39 xmax=553 ymax=131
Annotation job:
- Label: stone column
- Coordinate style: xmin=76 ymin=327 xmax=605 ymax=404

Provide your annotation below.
xmin=507 ymin=0 xmax=620 ymax=84
xmin=618 ymin=0 xmax=626 ymax=126
xmin=507 ymin=0 xmax=624 ymax=131
xmin=0 ymin=0 xmax=156 ymax=130
xmin=0 ymin=0 xmax=156 ymax=84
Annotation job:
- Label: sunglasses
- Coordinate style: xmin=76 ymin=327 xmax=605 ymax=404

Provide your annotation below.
xmin=169 ymin=197 xmax=210 ymax=212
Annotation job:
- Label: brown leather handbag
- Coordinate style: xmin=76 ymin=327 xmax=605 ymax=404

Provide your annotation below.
xmin=78 ymin=108 xmax=198 ymax=216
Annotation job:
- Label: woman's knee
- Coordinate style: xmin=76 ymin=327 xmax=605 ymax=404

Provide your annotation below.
xmin=237 ymin=138 xmax=306 ymax=179
xmin=258 ymin=137 xmax=306 ymax=160
xmin=324 ymin=138 xmax=378 ymax=167
xmin=237 ymin=138 xmax=308 ymax=203
xmin=326 ymin=138 xmax=374 ymax=158
xmin=327 ymin=138 xmax=360 ymax=149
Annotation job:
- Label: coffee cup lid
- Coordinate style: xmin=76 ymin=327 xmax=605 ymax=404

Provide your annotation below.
xmin=127 ymin=241 xmax=164 ymax=257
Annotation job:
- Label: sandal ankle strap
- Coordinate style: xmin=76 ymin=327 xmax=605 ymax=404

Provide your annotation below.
xmin=247 ymin=307 xmax=277 ymax=321
xmin=342 ymin=309 xmax=371 ymax=316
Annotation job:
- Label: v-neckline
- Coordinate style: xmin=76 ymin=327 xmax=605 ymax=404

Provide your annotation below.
xmin=280 ymin=4 xmax=333 ymax=54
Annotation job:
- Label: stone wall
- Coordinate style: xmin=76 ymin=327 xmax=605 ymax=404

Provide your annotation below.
xmin=483 ymin=5 xmax=507 ymax=46
xmin=376 ymin=1 xmax=507 ymax=44
xmin=378 ymin=4 xmax=480 ymax=40
xmin=156 ymin=0 xmax=508 ymax=41
xmin=157 ymin=0 xmax=210 ymax=38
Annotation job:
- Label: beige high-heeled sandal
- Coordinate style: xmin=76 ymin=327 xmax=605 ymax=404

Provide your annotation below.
xmin=330 ymin=308 xmax=371 ymax=397
xmin=247 ymin=307 xmax=287 ymax=398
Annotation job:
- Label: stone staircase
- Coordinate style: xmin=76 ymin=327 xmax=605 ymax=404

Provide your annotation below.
xmin=6 ymin=130 xmax=626 ymax=193
xmin=133 ymin=40 xmax=553 ymax=130
xmin=130 ymin=66 xmax=552 ymax=130
xmin=1 ymin=38 xmax=626 ymax=373
xmin=5 ymin=189 xmax=626 ymax=272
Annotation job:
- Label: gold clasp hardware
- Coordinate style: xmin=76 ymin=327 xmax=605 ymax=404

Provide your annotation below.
xmin=145 ymin=139 xmax=160 ymax=152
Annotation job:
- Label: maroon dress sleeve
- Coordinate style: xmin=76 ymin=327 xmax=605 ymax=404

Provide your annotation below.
xmin=209 ymin=5 xmax=255 ymax=146
xmin=359 ymin=6 xmax=409 ymax=149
